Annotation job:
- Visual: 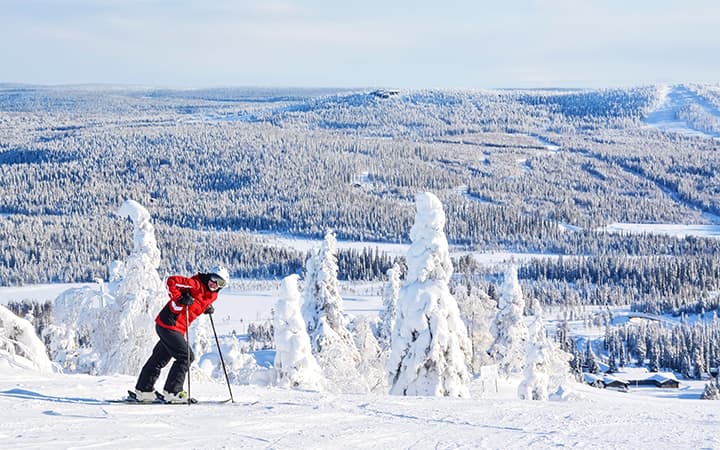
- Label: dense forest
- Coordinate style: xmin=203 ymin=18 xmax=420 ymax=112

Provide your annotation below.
xmin=2 ymin=83 xmax=720 ymax=328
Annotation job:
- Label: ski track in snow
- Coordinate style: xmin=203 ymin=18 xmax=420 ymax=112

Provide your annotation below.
xmin=2 ymin=368 xmax=720 ymax=449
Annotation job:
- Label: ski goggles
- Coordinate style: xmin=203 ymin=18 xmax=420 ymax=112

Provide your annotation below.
xmin=210 ymin=276 xmax=226 ymax=288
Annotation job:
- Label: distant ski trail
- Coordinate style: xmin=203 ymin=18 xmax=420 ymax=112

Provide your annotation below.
xmin=644 ymin=85 xmax=720 ymax=138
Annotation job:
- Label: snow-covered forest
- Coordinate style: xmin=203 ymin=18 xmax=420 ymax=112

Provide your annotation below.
xmin=3 ymin=84 xmax=720 ymax=312
xmin=3 ymin=83 xmax=720 ymax=385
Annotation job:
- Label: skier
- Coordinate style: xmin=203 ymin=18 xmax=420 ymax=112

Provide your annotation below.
xmin=131 ymin=266 xmax=231 ymax=403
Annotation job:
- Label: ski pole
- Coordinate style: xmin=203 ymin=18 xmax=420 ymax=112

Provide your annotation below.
xmin=209 ymin=312 xmax=235 ymax=403
xmin=185 ymin=306 xmax=191 ymax=405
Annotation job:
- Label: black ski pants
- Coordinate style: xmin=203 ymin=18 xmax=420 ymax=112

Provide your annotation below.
xmin=135 ymin=324 xmax=195 ymax=394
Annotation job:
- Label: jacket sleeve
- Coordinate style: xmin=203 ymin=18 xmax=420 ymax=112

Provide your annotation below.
xmin=167 ymin=275 xmax=194 ymax=297
xmin=166 ymin=276 xmax=199 ymax=311
xmin=158 ymin=276 xmax=201 ymax=328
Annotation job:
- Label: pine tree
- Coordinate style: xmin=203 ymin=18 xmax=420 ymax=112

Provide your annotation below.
xmin=518 ymin=300 xmax=573 ymax=400
xmin=351 ymin=316 xmax=387 ymax=393
xmin=44 ymin=200 xmax=166 ymax=375
xmin=586 ymin=341 xmax=600 ymax=375
xmin=702 ymin=381 xmax=720 ymax=400
xmin=455 ymin=278 xmax=496 ymax=373
xmin=489 ymin=266 xmax=529 ymax=377
xmin=377 ymin=263 xmax=401 ymax=352
xmin=273 ymin=275 xmax=324 ymax=391
xmin=102 ymin=200 xmax=167 ymax=375
xmin=387 ymin=192 xmax=471 ymax=397
xmin=0 ymin=304 xmax=54 ymax=372
xmin=301 ymin=230 xmax=361 ymax=392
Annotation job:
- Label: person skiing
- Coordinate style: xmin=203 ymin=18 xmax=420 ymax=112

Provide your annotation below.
xmin=131 ymin=265 xmax=231 ymax=403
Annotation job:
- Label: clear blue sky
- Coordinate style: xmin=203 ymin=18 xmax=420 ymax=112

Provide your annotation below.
xmin=2 ymin=0 xmax=719 ymax=89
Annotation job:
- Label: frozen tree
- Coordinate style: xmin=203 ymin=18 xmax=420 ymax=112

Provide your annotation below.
xmin=518 ymin=300 xmax=573 ymax=400
xmin=103 ymin=200 xmax=167 ymax=374
xmin=44 ymin=200 xmax=167 ymax=375
xmin=273 ymin=275 xmax=324 ymax=391
xmin=301 ymin=230 xmax=361 ymax=392
xmin=190 ymin=314 xmax=215 ymax=366
xmin=586 ymin=341 xmax=600 ymax=375
xmin=387 ymin=192 xmax=471 ymax=397
xmin=0 ymin=305 xmax=54 ymax=373
xmin=489 ymin=266 xmax=529 ymax=377
xmin=351 ymin=316 xmax=387 ymax=393
xmin=377 ymin=263 xmax=401 ymax=352
xmin=44 ymin=286 xmax=104 ymax=373
xmin=702 ymin=381 xmax=720 ymax=400
xmin=455 ymin=280 xmax=497 ymax=373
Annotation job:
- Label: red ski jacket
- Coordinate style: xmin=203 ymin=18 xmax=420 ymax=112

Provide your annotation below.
xmin=156 ymin=273 xmax=219 ymax=334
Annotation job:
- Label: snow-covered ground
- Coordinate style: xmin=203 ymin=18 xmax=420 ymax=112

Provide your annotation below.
xmin=603 ymin=222 xmax=720 ymax=239
xmin=644 ymin=84 xmax=720 ymax=138
xmin=1 ymin=363 xmax=718 ymax=449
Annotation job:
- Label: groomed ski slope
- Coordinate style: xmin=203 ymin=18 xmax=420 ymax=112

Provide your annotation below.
xmin=1 ymin=364 xmax=718 ymax=450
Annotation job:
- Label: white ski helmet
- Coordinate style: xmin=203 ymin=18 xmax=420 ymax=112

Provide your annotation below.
xmin=209 ymin=265 xmax=230 ymax=287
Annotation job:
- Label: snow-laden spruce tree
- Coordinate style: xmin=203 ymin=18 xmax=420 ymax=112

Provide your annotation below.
xmin=103 ymin=200 xmax=167 ymax=374
xmin=351 ymin=315 xmax=387 ymax=392
xmin=489 ymin=265 xmax=529 ymax=377
xmin=273 ymin=275 xmax=324 ymax=391
xmin=301 ymin=230 xmax=361 ymax=392
xmin=455 ymin=279 xmax=497 ymax=373
xmin=702 ymin=381 xmax=720 ymax=400
xmin=44 ymin=200 xmax=167 ymax=375
xmin=0 ymin=305 xmax=54 ymax=373
xmin=518 ymin=300 xmax=573 ymax=400
xmin=387 ymin=192 xmax=471 ymax=397
xmin=377 ymin=263 xmax=401 ymax=353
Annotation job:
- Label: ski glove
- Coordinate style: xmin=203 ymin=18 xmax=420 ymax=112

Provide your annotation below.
xmin=204 ymin=305 xmax=214 ymax=315
xmin=177 ymin=291 xmax=194 ymax=306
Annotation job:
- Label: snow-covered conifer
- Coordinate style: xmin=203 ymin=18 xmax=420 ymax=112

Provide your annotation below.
xmin=102 ymin=200 xmax=167 ymax=374
xmin=351 ymin=316 xmax=387 ymax=392
xmin=273 ymin=275 xmax=324 ymax=391
xmin=377 ymin=263 xmax=401 ymax=352
xmin=489 ymin=265 xmax=529 ymax=377
xmin=387 ymin=192 xmax=471 ymax=397
xmin=455 ymin=279 xmax=497 ymax=373
xmin=702 ymin=381 xmax=720 ymax=400
xmin=0 ymin=305 xmax=54 ymax=373
xmin=301 ymin=230 xmax=361 ymax=392
xmin=44 ymin=200 xmax=167 ymax=375
xmin=518 ymin=300 xmax=573 ymax=400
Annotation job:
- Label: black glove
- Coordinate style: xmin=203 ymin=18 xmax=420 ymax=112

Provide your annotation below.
xmin=177 ymin=291 xmax=194 ymax=306
xmin=204 ymin=305 xmax=215 ymax=315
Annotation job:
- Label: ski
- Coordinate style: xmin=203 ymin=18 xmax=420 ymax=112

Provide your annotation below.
xmin=108 ymin=398 xmax=232 ymax=405
xmin=155 ymin=390 xmax=198 ymax=404
xmin=108 ymin=390 xmax=232 ymax=405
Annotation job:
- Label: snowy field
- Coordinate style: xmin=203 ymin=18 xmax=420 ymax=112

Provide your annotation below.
xmin=1 ymin=363 xmax=718 ymax=449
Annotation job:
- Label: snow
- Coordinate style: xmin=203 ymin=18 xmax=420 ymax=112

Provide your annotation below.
xmin=603 ymin=222 xmax=720 ymax=239
xmin=1 ymin=366 xmax=719 ymax=449
xmin=644 ymin=84 xmax=720 ymax=139
xmin=388 ymin=193 xmax=471 ymax=397
xmin=0 ymin=305 xmax=53 ymax=373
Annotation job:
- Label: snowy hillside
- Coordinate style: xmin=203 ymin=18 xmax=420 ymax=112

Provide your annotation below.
xmin=644 ymin=84 xmax=720 ymax=138
xmin=1 ymin=357 xmax=718 ymax=449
